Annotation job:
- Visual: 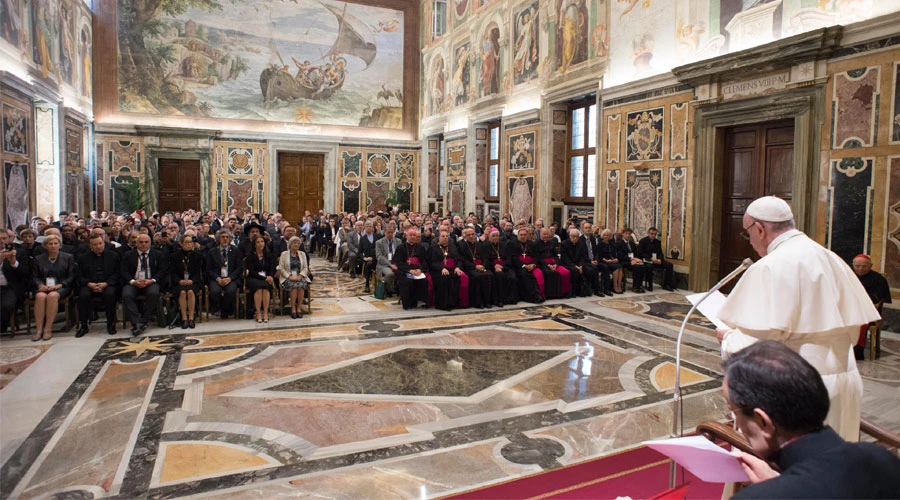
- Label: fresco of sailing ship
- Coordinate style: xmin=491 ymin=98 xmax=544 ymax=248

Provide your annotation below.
xmin=260 ymin=3 xmax=376 ymax=103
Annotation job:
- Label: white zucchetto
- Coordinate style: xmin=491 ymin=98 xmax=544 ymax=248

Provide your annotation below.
xmin=745 ymin=196 xmax=794 ymax=222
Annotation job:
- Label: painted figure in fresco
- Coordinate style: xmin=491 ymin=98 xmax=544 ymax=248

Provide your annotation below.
xmin=455 ymin=0 xmax=469 ymax=17
xmin=0 ymin=0 xmax=21 ymax=48
xmin=31 ymin=0 xmax=55 ymax=79
xmin=480 ymin=25 xmax=500 ymax=97
xmin=80 ymin=27 xmax=92 ymax=98
xmin=617 ymin=0 xmax=650 ymax=20
xmin=431 ymin=57 xmax=445 ymax=114
xmin=556 ymin=0 xmax=587 ymax=73
xmin=591 ymin=23 xmax=609 ymax=58
xmin=509 ymin=177 xmax=534 ymax=224
xmin=632 ymin=33 xmax=654 ymax=76
xmin=5 ymin=163 xmax=28 ymax=228
xmin=59 ymin=2 xmax=75 ymax=85
xmin=513 ymin=6 xmax=538 ymax=84
xmin=453 ymin=44 xmax=470 ymax=106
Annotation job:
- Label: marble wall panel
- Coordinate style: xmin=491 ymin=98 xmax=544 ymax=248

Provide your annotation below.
xmin=226 ymin=148 xmax=253 ymax=176
xmin=666 ymin=167 xmax=686 ymax=260
xmin=552 ymin=129 xmax=567 ymax=200
xmin=342 ymin=179 xmax=361 ymax=214
xmin=65 ymin=127 xmax=82 ymax=172
xmin=367 ymin=153 xmax=392 ymax=178
xmin=626 ymin=108 xmax=664 ymax=162
xmin=567 ymin=205 xmax=594 ymax=222
xmin=448 ymin=180 xmax=465 ymax=215
xmin=109 ymin=140 xmax=141 ymax=173
xmin=892 ymin=63 xmax=900 ymax=144
xmin=226 ymin=179 xmax=254 ymax=215
xmin=4 ymin=161 xmax=29 ymax=227
xmin=35 ymin=106 xmax=55 ymax=166
xmin=366 ymin=181 xmax=390 ymax=211
xmin=428 ymin=151 xmax=440 ymax=198
xmin=831 ymin=66 xmax=880 ymax=149
xmin=508 ymin=175 xmax=534 ymax=224
xmin=885 ymin=157 xmax=900 ymax=288
xmin=508 ymin=129 xmax=536 ymax=171
xmin=606 ymin=114 xmax=621 ymax=164
xmin=447 ymin=141 xmax=466 ymax=177
xmin=65 ymin=171 xmax=80 ymax=213
xmin=395 ymin=153 xmax=415 ymax=180
xmin=109 ymin=174 xmax=138 ymax=214
xmin=827 ymin=157 xmax=874 ymax=264
xmin=213 ymin=142 xmax=267 ymax=214
xmin=669 ymin=103 xmax=688 ymax=160
xmin=35 ymin=165 xmax=56 ymax=217
xmin=624 ymin=169 xmax=663 ymax=239
xmin=342 ymin=151 xmax=362 ymax=177
xmin=475 ymin=143 xmax=486 ymax=199
xmin=605 ymin=170 xmax=619 ymax=230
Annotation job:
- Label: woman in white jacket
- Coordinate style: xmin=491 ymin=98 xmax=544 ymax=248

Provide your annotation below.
xmin=278 ymin=236 xmax=311 ymax=319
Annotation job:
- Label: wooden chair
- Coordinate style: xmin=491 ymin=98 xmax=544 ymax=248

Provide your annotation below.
xmin=867 ymin=303 xmax=884 ymax=360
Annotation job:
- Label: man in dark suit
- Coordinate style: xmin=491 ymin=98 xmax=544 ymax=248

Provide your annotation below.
xmin=206 ymin=230 xmax=243 ymax=319
xmin=560 ymin=228 xmax=594 ymax=297
xmin=121 ymin=233 xmax=168 ymax=335
xmin=0 ymin=229 xmax=27 ymax=334
xmin=579 ymin=221 xmax=605 ymax=295
xmin=727 ymin=341 xmax=900 ymax=499
xmin=76 ymin=233 xmax=121 ymax=337
xmin=358 ymin=221 xmax=381 ymax=293
xmin=636 ymin=227 xmax=675 ymax=291
xmin=616 ymin=228 xmax=646 ymax=293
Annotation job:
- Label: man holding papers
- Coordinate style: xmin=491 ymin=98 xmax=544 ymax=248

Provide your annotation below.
xmin=725 ymin=341 xmax=900 ymax=499
xmin=715 ymin=196 xmax=879 ymax=441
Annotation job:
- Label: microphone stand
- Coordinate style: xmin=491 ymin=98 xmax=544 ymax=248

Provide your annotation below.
xmin=668 ymin=258 xmax=752 ymax=488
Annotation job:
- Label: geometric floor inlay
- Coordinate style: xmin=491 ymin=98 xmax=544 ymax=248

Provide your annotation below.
xmin=265 ymin=348 xmax=567 ymax=398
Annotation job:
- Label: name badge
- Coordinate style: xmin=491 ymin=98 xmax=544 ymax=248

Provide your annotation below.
xmin=651 ymin=253 xmax=657 ymax=260
xmin=258 ymin=271 xmax=266 ymax=277
xmin=46 ymin=277 xmax=56 ymax=287
xmin=136 ymin=270 xmax=146 ymax=280
xmin=184 ymin=272 xmax=190 ymax=281
xmin=387 ymin=252 xmax=393 ymax=260
xmin=220 ymin=267 xmax=228 ymax=278
xmin=628 ymin=253 xmax=634 ymax=259
xmin=291 ymin=269 xmax=298 ymax=277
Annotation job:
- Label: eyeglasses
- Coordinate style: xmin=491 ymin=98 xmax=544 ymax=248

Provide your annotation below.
xmin=740 ymin=220 xmax=758 ymax=241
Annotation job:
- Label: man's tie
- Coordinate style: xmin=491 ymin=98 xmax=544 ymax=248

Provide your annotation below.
xmin=388 ymin=240 xmax=393 ymax=254
xmin=140 ymin=253 xmax=149 ymax=276
xmin=586 ymin=238 xmax=593 ymax=261
xmin=222 ymin=247 xmax=227 ymax=262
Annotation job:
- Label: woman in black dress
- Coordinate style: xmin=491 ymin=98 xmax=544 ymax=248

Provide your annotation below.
xmin=244 ymin=235 xmax=276 ymax=323
xmin=171 ymin=234 xmax=204 ymax=328
xmin=598 ymin=228 xmax=623 ymax=294
xmin=32 ymin=234 xmax=75 ymax=341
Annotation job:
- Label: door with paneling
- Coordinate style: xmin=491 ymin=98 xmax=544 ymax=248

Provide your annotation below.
xmin=278 ymin=152 xmax=323 ymax=223
xmin=158 ymin=158 xmax=201 ymax=213
xmin=719 ymin=120 xmax=794 ymax=287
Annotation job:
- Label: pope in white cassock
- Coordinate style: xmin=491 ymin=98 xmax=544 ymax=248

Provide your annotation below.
xmin=716 ymin=196 xmax=881 ymax=441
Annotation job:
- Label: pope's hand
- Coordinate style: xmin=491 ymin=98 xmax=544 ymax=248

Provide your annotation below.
xmin=733 ymin=450 xmax=779 ymax=483
xmin=716 ymin=327 xmax=731 ymax=344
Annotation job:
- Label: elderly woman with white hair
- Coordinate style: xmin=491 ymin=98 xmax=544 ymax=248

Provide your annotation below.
xmin=278 ymin=236 xmax=310 ymax=319
xmin=31 ymin=234 xmax=75 ymax=341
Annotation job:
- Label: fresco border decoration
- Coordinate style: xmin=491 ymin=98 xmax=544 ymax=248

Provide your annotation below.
xmin=891 ymin=62 xmax=900 ymax=145
xmin=605 ymin=169 xmax=619 ymax=230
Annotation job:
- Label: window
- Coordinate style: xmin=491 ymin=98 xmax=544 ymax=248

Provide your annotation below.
xmin=567 ymin=97 xmax=597 ymax=200
xmin=487 ymin=122 xmax=500 ymax=200
xmin=433 ymin=1 xmax=447 ymax=39
xmin=438 ymin=136 xmax=446 ymax=197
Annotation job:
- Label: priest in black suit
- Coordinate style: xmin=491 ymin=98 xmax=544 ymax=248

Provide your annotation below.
xmin=393 ymin=228 xmax=429 ymax=310
xmin=509 ymin=229 xmax=545 ymax=303
xmin=76 ymin=234 xmax=121 ymax=337
xmin=427 ymin=229 xmax=463 ymax=310
xmin=457 ymin=227 xmax=491 ymax=309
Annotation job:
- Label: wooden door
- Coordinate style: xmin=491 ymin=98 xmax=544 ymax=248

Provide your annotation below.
xmin=720 ymin=120 xmax=794 ymax=285
xmin=158 ymin=158 xmax=201 ymax=213
xmin=278 ymin=152 xmax=323 ymax=224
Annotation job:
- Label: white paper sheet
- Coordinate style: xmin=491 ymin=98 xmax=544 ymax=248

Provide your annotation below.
xmin=644 ymin=435 xmax=750 ymax=483
xmin=686 ymin=291 xmax=729 ymax=330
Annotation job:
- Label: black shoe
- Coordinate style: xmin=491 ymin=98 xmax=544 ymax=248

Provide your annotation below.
xmin=107 ymin=324 xmax=117 ymax=335
xmin=854 ymin=346 xmax=865 ymax=361
xmin=297 ymin=312 xmax=303 ymax=319
xmin=75 ymin=324 xmax=89 ymax=338
xmin=350 ymin=273 xmax=357 ymax=279
xmin=181 ymin=321 xmax=189 ymax=330
xmin=364 ymin=286 xmax=370 ymax=293
xmin=605 ymin=291 xmax=614 ymax=297
xmin=291 ymin=312 xmax=298 ymax=319
xmin=136 ymin=324 xmax=147 ymax=334
xmin=662 ymin=285 xmax=675 ymax=292
xmin=188 ymin=319 xmax=195 ymax=329
xmin=633 ymin=287 xmax=646 ymax=294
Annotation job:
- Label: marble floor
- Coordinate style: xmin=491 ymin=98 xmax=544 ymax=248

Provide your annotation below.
xmin=1 ymin=259 xmax=898 ymax=499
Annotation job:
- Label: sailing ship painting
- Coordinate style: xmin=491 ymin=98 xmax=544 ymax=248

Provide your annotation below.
xmin=116 ymin=0 xmax=403 ymax=128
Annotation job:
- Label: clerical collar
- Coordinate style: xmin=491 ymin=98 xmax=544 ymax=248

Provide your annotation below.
xmin=767 ymin=229 xmax=803 ymax=254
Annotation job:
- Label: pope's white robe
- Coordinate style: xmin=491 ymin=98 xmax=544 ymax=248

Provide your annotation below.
xmin=718 ymin=230 xmax=881 ymax=441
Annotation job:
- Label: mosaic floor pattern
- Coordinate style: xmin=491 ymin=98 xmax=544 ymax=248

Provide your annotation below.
xmin=1 ymin=256 xmax=897 ymax=499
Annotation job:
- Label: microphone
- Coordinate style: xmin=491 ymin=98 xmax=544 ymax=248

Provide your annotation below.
xmin=668 ymin=258 xmax=752 ymax=487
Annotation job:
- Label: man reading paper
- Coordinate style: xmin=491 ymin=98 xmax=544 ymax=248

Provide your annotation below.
xmin=716 ymin=196 xmax=880 ymax=441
